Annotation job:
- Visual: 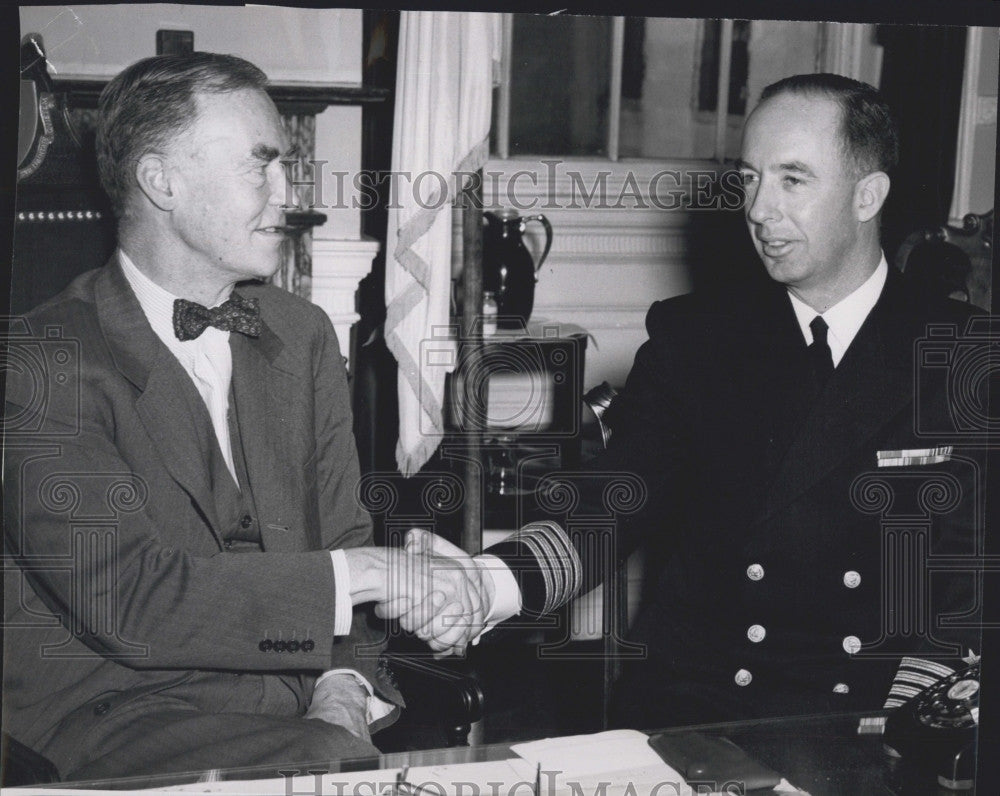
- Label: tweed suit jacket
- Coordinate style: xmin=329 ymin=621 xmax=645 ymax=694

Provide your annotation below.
xmin=3 ymin=255 xmax=401 ymax=762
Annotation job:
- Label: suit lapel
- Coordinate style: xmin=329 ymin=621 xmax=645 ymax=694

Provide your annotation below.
xmin=229 ymin=322 xmax=306 ymax=552
xmin=96 ymin=256 xmax=223 ymax=542
xmin=764 ymin=269 xmax=914 ymax=515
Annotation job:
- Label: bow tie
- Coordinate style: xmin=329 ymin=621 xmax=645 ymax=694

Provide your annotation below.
xmin=172 ymin=293 xmax=262 ymax=341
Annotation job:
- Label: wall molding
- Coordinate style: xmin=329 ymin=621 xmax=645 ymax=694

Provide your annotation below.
xmin=310 ymin=236 xmax=380 ymax=362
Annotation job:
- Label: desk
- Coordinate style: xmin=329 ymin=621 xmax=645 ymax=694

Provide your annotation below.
xmin=18 ymin=712 xmax=977 ymax=794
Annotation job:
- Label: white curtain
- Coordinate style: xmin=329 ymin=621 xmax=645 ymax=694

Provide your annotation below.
xmin=385 ymin=11 xmax=499 ymax=476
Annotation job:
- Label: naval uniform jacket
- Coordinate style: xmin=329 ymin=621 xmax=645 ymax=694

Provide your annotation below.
xmin=3 ymin=257 xmax=402 ymax=766
xmin=490 ymin=266 xmax=983 ymax=721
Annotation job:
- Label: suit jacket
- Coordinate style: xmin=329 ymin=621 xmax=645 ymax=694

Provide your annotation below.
xmin=492 ymin=266 xmax=983 ymax=720
xmin=3 ymin=256 xmax=402 ymax=763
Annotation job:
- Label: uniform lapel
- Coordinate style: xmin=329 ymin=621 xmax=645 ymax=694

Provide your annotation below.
xmin=95 ymin=256 xmax=224 ymax=543
xmin=763 ymin=268 xmax=914 ymax=515
xmin=229 ymin=319 xmax=305 ymax=552
xmin=751 ymin=281 xmax=819 ymax=484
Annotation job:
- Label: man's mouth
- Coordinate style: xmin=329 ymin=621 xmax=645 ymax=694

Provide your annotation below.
xmin=255 ymin=225 xmax=292 ymax=236
xmin=758 ymin=238 xmax=794 ymax=257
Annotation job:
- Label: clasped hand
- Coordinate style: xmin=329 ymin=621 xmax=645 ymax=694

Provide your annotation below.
xmin=375 ymin=529 xmax=492 ymax=657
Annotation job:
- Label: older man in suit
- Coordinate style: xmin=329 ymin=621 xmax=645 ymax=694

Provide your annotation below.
xmin=416 ymin=73 xmax=983 ymax=727
xmin=3 ymin=52 xmax=490 ymax=781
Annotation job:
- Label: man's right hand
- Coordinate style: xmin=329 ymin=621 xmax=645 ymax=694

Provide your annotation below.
xmin=399 ymin=529 xmax=495 ymax=656
xmin=343 ymin=541 xmax=489 ymax=655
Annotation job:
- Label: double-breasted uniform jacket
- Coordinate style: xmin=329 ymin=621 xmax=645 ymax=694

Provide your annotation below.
xmin=3 ymin=257 xmax=402 ymax=768
xmin=492 ymin=265 xmax=983 ymax=723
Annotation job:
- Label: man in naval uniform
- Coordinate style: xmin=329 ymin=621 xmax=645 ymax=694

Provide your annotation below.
xmin=411 ymin=73 xmax=983 ymax=727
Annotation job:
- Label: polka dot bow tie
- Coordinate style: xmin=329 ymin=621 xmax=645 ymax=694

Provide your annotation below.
xmin=172 ymin=293 xmax=262 ymax=342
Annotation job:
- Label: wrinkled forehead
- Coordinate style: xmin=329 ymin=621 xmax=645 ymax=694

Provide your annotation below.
xmin=180 ymin=87 xmax=287 ymax=154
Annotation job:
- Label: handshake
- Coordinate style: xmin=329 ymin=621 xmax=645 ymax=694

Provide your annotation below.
xmin=346 ymin=529 xmax=496 ymax=657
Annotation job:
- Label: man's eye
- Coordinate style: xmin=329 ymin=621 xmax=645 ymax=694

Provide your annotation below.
xmin=739 ymin=173 xmax=757 ymax=186
xmin=783 ymin=175 xmax=802 ymax=186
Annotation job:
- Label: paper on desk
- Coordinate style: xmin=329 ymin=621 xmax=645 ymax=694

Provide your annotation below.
xmin=512 ymin=729 xmax=670 ymax=778
xmin=511 ymin=730 xmax=810 ymax=796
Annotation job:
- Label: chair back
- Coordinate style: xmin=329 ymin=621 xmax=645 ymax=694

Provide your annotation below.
xmin=895 ymin=210 xmax=993 ymax=310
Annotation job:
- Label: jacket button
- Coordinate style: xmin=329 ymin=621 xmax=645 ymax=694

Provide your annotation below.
xmin=747 ymin=624 xmax=766 ymax=643
xmin=94 ymin=702 xmax=111 ymax=715
xmin=275 ymin=640 xmax=288 ymax=652
xmin=842 ymin=635 xmax=862 ymax=655
xmin=240 ymin=514 xmax=253 ymax=528
xmin=224 ymin=540 xmax=233 ymax=550
xmin=302 ymin=639 xmax=315 ymax=652
xmin=734 ymin=669 xmax=753 ymax=687
xmin=259 ymin=639 xmax=273 ymax=652
xmin=288 ymin=640 xmax=300 ymax=652
xmin=746 ymin=563 xmax=764 ymax=581
xmin=843 ymin=570 xmax=861 ymax=588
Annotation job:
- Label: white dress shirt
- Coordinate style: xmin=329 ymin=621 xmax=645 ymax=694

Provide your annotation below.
xmin=787 ymin=255 xmax=888 ymax=366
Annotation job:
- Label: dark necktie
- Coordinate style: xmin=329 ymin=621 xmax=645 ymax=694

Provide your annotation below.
xmin=172 ymin=293 xmax=262 ymax=342
xmin=808 ymin=315 xmax=834 ymax=384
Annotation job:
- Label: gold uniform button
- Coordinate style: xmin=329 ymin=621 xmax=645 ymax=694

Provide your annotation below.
xmin=746 ymin=563 xmax=764 ymax=581
xmin=842 ymin=635 xmax=862 ymax=655
xmin=747 ymin=624 xmax=766 ymax=643
xmin=843 ymin=570 xmax=861 ymax=589
xmin=833 ymin=682 xmax=850 ymax=694
xmin=734 ymin=669 xmax=753 ymax=687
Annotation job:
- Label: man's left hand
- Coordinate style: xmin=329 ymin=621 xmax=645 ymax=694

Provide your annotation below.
xmin=304 ymin=673 xmax=371 ymax=742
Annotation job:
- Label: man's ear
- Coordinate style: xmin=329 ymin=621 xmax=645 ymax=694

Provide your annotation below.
xmin=135 ymin=153 xmax=178 ymax=211
xmin=855 ymin=171 xmax=890 ymax=223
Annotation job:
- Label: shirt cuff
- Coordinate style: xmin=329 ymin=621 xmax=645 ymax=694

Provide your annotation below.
xmin=316 ymin=669 xmax=396 ymax=725
xmin=329 ymin=549 xmax=353 ymax=636
xmin=469 ymin=554 xmax=522 ymax=645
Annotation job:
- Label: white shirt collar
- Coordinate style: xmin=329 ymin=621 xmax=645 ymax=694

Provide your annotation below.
xmin=118 ymin=249 xmax=233 ymax=354
xmin=118 ymin=249 xmax=183 ymax=346
xmin=788 ymin=254 xmax=888 ymax=367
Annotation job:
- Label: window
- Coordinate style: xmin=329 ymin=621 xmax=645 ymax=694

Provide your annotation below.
xmin=501 ymin=14 xmax=612 ymax=157
xmin=698 ymin=19 xmax=751 ymax=116
xmin=492 ymin=15 xmax=824 ymax=162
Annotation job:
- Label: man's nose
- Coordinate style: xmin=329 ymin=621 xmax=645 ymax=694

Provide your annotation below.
xmin=746 ymin=181 xmax=778 ymax=225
